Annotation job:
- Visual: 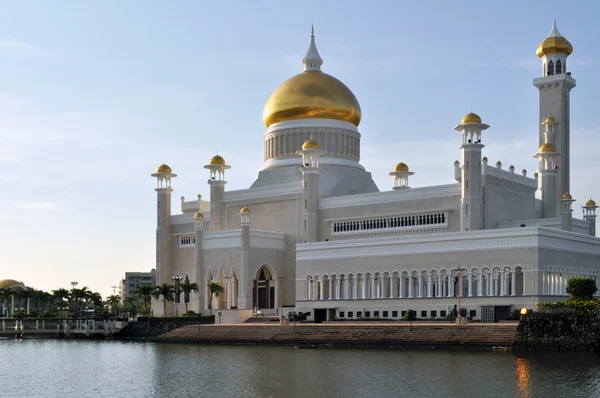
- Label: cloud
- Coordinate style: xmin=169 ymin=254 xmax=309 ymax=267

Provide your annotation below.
xmin=0 ymin=40 xmax=49 ymax=56
xmin=14 ymin=202 xmax=57 ymax=209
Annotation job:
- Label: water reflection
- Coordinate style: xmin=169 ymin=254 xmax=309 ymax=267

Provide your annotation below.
xmin=2 ymin=341 xmax=600 ymax=398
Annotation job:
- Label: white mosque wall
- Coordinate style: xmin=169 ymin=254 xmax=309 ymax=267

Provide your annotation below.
xmin=485 ymin=174 xmax=537 ymax=227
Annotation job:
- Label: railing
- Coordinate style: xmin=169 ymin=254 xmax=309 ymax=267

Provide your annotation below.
xmin=331 ymin=212 xmax=449 ymax=239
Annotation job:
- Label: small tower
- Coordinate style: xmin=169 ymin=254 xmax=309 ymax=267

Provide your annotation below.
xmin=238 ymin=206 xmax=251 ymax=309
xmin=193 ymin=211 xmax=205 ymax=311
xmin=389 ymin=162 xmax=414 ymax=189
xmin=204 ymin=155 xmax=231 ymax=232
xmin=303 ymin=24 xmax=323 ymax=71
xmin=297 ymin=139 xmax=323 ymax=242
xmin=533 ymin=141 xmax=561 ymax=218
xmin=534 ymin=21 xmax=575 ymax=206
xmin=560 ymin=192 xmax=575 ymax=231
xmin=583 ymin=199 xmax=598 ymax=236
xmin=151 ymin=164 xmax=177 ymax=290
xmin=454 ymin=112 xmax=489 ymax=232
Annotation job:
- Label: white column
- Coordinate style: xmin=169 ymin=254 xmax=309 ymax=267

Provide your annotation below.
xmin=347 ymin=278 xmax=352 ymax=299
xmin=418 ymin=275 xmax=424 ymax=298
xmin=477 ymin=274 xmax=483 ymax=297
xmin=319 ymin=279 xmax=324 ymax=300
xmin=328 ymin=278 xmax=333 ymax=300
xmin=352 ymin=277 xmax=357 ymax=299
xmin=511 ymin=271 xmax=517 ymax=296
xmin=427 ymin=274 xmax=433 ymax=298
xmin=447 ymin=274 xmax=454 ymax=298
xmin=500 ymin=272 xmax=506 ymax=296
xmin=361 ymin=277 xmax=366 ymax=299
xmin=549 ymin=274 xmax=554 ymax=295
xmin=336 ymin=278 xmax=341 ymax=300
xmin=468 ymin=273 xmax=473 ymax=297
xmin=399 ymin=276 xmax=404 ymax=298
xmin=312 ymin=279 xmax=317 ymax=300
xmin=274 ymin=279 xmax=280 ymax=309
xmin=371 ymin=277 xmax=376 ymax=299
xmin=408 ymin=277 xmax=414 ymax=298
xmin=227 ymin=279 xmax=233 ymax=309
xmin=436 ymin=276 xmax=443 ymax=298
xmin=493 ymin=275 xmax=498 ymax=296
xmin=390 ymin=276 xmax=396 ymax=298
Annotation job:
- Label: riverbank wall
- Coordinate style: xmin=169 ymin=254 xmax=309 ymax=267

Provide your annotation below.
xmin=117 ymin=316 xmax=215 ymax=339
xmin=515 ymin=312 xmax=600 ymax=352
xmin=154 ymin=323 xmax=518 ymax=348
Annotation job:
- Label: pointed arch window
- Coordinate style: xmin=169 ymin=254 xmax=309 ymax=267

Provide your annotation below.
xmin=556 ymin=60 xmax=562 ymax=74
xmin=547 ymin=60 xmax=554 ymax=76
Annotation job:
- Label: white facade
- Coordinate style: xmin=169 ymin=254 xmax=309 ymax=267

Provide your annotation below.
xmin=150 ymin=24 xmax=600 ymax=322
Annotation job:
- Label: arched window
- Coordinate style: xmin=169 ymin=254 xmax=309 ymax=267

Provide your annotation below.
xmin=556 ymin=60 xmax=562 ymax=74
xmin=547 ymin=60 xmax=554 ymax=76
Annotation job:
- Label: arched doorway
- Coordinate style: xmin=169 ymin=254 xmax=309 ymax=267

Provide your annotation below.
xmin=253 ymin=265 xmax=275 ymax=309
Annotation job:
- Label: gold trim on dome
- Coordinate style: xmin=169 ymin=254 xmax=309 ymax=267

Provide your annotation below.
xmin=240 ymin=206 xmax=250 ymax=214
xmin=209 ymin=155 xmax=226 ymax=165
xmin=562 ymin=192 xmax=572 ymax=200
xmin=194 ymin=212 xmax=204 ymax=219
xmin=263 ymin=71 xmax=362 ymax=127
xmin=302 ymin=139 xmax=320 ymax=150
xmin=586 ymin=199 xmax=596 ymax=206
xmin=545 ymin=117 xmax=555 ymax=123
xmin=393 ymin=162 xmax=409 ymax=172
xmin=536 ymin=36 xmax=573 ymax=57
xmin=156 ymin=163 xmax=172 ymax=173
xmin=539 ymin=143 xmax=556 ymax=153
xmin=461 ymin=112 xmax=482 ymax=124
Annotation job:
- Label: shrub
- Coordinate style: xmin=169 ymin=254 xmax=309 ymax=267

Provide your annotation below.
xmin=566 ymin=278 xmax=597 ymax=300
xmin=537 ymin=299 xmax=600 ymax=313
xmin=507 ymin=309 xmax=521 ymax=320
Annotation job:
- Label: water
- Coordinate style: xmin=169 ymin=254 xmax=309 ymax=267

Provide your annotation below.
xmin=1 ymin=340 xmax=599 ymax=398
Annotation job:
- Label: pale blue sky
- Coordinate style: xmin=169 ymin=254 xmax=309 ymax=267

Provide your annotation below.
xmin=1 ymin=1 xmax=599 ymax=297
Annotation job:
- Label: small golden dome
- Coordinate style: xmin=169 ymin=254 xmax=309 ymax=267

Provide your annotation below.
xmin=454 ymin=160 xmax=460 ymax=165
xmin=209 ymin=155 xmax=226 ymax=165
xmin=539 ymin=143 xmax=556 ymax=153
xmin=586 ymin=199 xmax=596 ymax=206
xmin=562 ymin=192 xmax=572 ymax=200
xmin=156 ymin=163 xmax=172 ymax=173
xmin=536 ymin=22 xmax=573 ymax=57
xmin=393 ymin=162 xmax=409 ymax=172
xmin=496 ymin=161 xmax=502 ymax=165
xmin=522 ymin=169 xmax=527 ymax=173
xmin=194 ymin=212 xmax=204 ymax=220
xmin=302 ymin=139 xmax=320 ymax=150
xmin=240 ymin=206 xmax=250 ymax=214
xmin=482 ymin=156 xmax=488 ymax=161
xmin=509 ymin=165 xmax=515 ymax=169
xmin=545 ymin=117 xmax=555 ymax=123
xmin=461 ymin=112 xmax=482 ymax=125
xmin=263 ymin=71 xmax=361 ymax=127
xmin=533 ymin=172 xmax=538 ymax=177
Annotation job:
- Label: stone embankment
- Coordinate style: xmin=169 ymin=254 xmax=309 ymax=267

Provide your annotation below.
xmin=515 ymin=313 xmax=600 ymax=352
xmin=155 ymin=323 xmax=518 ymax=347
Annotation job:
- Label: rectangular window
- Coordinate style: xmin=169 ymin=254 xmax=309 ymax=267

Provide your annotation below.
xmin=441 ymin=310 xmax=447 ymax=317
xmin=466 ymin=161 xmax=469 ymax=169
xmin=465 ymin=180 xmax=469 ymax=191
xmin=470 ymin=310 xmax=476 ymax=318
xmin=392 ymin=311 xmax=398 ymax=318
xmin=421 ymin=311 xmax=427 ymax=318
xmin=365 ymin=311 xmax=371 ymax=318
xmin=465 ymin=204 xmax=469 ymax=215
xmin=357 ymin=311 xmax=362 ymax=318
xmin=304 ymin=199 xmax=308 ymax=209
xmin=383 ymin=311 xmax=389 ymax=318
xmin=431 ymin=310 xmax=437 ymax=317
xmin=339 ymin=311 xmax=345 ymax=318
xmin=348 ymin=311 xmax=353 ymax=318
xmin=304 ymin=219 xmax=307 ymax=231
xmin=374 ymin=311 xmax=380 ymax=317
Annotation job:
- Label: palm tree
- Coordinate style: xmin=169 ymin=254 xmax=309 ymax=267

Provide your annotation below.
xmin=123 ymin=296 xmax=137 ymax=317
xmin=153 ymin=283 xmax=175 ymax=316
xmin=106 ymin=295 xmax=121 ymax=315
xmin=33 ymin=290 xmax=53 ymax=313
xmin=87 ymin=292 xmax=103 ymax=313
xmin=135 ymin=285 xmax=155 ymax=315
xmin=0 ymin=288 xmax=12 ymax=316
xmin=207 ymin=281 xmax=224 ymax=315
xmin=179 ymin=276 xmax=199 ymax=313
xmin=52 ymin=288 xmax=70 ymax=317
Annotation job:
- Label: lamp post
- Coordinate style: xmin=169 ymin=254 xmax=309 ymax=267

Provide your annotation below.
xmin=172 ymin=274 xmax=182 ymax=316
xmin=455 ymin=267 xmax=467 ymax=325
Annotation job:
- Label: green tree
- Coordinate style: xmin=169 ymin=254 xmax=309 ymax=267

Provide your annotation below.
xmin=153 ymin=284 xmax=175 ymax=316
xmin=106 ymin=295 xmax=121 ymax=315
xmin=566 ymin=277 xmax=598 ymax=300
xmin=123 ymin=296 xmax=137 ymax=317
xmin=207 ymin=281 xmax=224 ymax=315
xmin=0 ymin=288 xmax=14 ymax=316
xmin=52 ymin=288 xmax=70 ymax=317
xmin=135 ymin=285 xmax=155 ymax=315
xmin=33 ymin=290 xmax=53 ymax=314
xmin=179 ymin=276 xmax=199 ymax=314
xmin=87 ymin=292 xmax=103 ymax=313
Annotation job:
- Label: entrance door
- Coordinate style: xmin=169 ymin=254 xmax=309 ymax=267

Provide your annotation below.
xmin=314 ymin=309 xmax=327 ymax=323
xmin=253 ymin=266 xmax=275 ymax=309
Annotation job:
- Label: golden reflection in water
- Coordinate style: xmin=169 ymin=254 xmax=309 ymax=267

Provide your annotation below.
xmin=515 ymin=357 xmax=532 ymax=398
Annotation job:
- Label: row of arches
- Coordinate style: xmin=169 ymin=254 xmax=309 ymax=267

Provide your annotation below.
xmin=264 ymin=130 xmax=360 ymax=161
xmin=542 ymin=265 xmax=599 ymax=296
xmin=305 ymin=266 xmax=525 ymax=301
xmin=544 ymin=59 xmax=563 ymax=76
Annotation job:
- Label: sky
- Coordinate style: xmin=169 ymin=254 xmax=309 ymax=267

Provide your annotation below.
xmin=1 ymin=1 xmax=600 ymax=298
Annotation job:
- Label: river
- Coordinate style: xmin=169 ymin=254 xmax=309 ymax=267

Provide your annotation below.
xmin=1 ymin=340 xmax=599 ymax=398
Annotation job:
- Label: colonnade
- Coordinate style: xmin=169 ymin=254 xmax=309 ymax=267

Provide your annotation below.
xmin=542 ymin=266 xmax=599 ymax=295
xmin=305 ymin=266 xmax=525 ymax=301
xmin=264 ymin=130 xmax=360 ymax=161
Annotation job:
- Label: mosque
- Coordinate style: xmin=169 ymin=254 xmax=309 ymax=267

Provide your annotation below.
xmin=151 ymin=23 xmax=600 ymax=322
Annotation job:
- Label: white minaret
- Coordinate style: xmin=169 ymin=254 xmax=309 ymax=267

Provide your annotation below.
xmin=533 ymin=139 xmax=561 ymax=218
xmin=389 ymin=162 xmax=414 ymax=189
xmin=583 ymin=199 xmax=598 ymax=236
xmin=238 ymin=206 xmax=251 ymax=309
xmin=204 ymin=155 xmax=231 ymax=232
xmin=534 ymin=21 xmax=575 ymax=205
xmin=297 ymin=139 xmax=323 ymax=242
xmin=151 ymin=163 xmax=177 ymax=315
xmin=454 ymin=112 xmax=489 ymax=232
xmin=193 ymin=210 xmax=204 ymax=312
xmin=560 ymin=192 xmax=575 ymax=232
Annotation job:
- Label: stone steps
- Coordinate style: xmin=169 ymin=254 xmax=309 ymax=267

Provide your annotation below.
xmin=157 ymin=324 xmax=517 ymax=345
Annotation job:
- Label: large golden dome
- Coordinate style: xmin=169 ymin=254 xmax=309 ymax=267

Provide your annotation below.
xmin=0 ymin=279 xmax=25 ymax=290
xmin=262 ymin=27 xmax=361 ymax=128
xmin=536 ymin=21 xmax=573 ymax=57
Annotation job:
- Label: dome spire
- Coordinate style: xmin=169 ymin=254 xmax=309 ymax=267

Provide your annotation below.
xmin=303 ymin=25 xmax=323 ymax=71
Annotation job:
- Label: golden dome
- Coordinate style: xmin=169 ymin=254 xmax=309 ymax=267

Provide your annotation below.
xmin=496 ymin=161 xmax=502 ymax=165
xmin=263 ymin=71 xmax=361 ymax=127
xmin=586 ymin=199 xmax=596 ymax=206
xmin=0 ymin=279 xmax=25 ymax=290
xmin=454 ymin=160 xmax=460 ymax=165
xmin=522 ymin=169 xmax=527 ymax=173
xmin=562 ymin=192 xmax=572 ymax=200
xmin=240 ymin=206 xmax=250 ymax=214
xmin=536 ymin=22 xmax=573 ymax=57
xmin=393 ymin=162 xmax=409 ymax=172
xmin=209 ymin=155 xmax=226 ymax=165
xmin=194 ymin=212 xmax=204 ymax=220
xmin=545 ymin=117 xmax=555 ymax=123
xmin=461 ymin=112 xmax=482 ymax=125
xmin=156 ymin=163 xmax=172 ymax=173
xmin=539 ymin=143 xmax=556 ymax=153
xmin=302 ymin=139 xmax=320 ymax=150
xmin=482 ymin=156 xmax=488 ymax=161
